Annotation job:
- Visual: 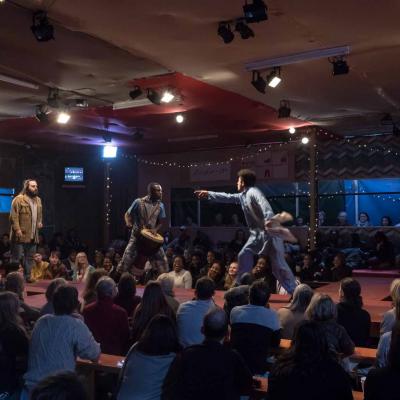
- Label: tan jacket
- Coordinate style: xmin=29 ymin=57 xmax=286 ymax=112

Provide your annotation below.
xmin=9 ymin=194 xmax=43 ymax=243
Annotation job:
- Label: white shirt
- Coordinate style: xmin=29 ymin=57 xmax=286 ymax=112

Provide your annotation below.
xmin=167 ymin=269 xmax=192 ymax=289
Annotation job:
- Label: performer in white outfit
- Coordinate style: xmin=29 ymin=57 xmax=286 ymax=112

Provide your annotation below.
xmin=195 ymin=169 xmax=297 ymax=294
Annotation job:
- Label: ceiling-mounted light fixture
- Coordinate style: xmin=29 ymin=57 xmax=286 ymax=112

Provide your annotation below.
xmin=235 ymin=20 xmax=254 ymax=40
xmin=176 ymin=114 xmax=184 ymax=123
xmin=267 ymin=67 xmax=281 ymax=88
xmin=329 ymin=56 xmax=349 ymax=75
xmin=31 ymin=10 xmax=54 ymax=42
xmin=243 ymin=0 xmax=268 ymax=23
xmin=57 ymin=111 xmax=70 ymax=124
xmin=289 ymin=127 xmax=296 ymax=134
xmin=129 ymin=86 xmax=143 ymax=100
xmin=161 ymin=90 xmax=175 ymax=103
xmin=251 ymin=71 xmax=266 ymax=94
xmin=35 ymin=104 xmax=50 ymax=123
xmin=301 ymin=136 xmax=309 ymax=144
xmin=278 ymin=100 xmax=291 ymax=118
xmin=147 ymin=88 xmax=162 ymax=105
xmin=217 ymin=22 xmax=235 ymax=44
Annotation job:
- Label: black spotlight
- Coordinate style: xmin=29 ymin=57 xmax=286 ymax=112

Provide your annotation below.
xmin=217 ymin=23 xmax=235 ymax=44
xmin=251 ymin=71 xmax=266 ymax=94
xmin=235 ymin=21 xmax=254 ymax=39
xmin=330 ymin=56 xmax=349 ymax=76
xmin=146 ymin=88 xmax=162 ymax=105
xmin=129 ymin=86 xmax=143 ymax=100
xmin=278 ymin=100 xmax=291 ymax=119
xmin=35 ymin=105 xmax=50 ymax=123
xmin=102 ymin=132 xmax=112 ymax=143
xmin=31 ymin=11 xmax=54 ymax=42
xmin=243 ymin=0 xmax=268 ymax=23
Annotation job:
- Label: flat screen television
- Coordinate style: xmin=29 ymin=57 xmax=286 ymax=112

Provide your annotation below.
xmin=63 ymin=167 xmax=85 ymax=188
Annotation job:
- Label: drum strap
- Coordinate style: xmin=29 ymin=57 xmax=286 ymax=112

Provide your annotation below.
xmin=139 ymin=196 xmax=160 ymax=228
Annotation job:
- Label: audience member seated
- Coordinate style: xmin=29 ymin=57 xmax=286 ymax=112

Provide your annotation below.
xmin=23 ymin=286 xmax=100 ymax=394
xmin=117 ymin=315 xmax=181 ymax=400
xmin=0 ymin=233 xmax=10 ymax=265
xmin=49 ymin=232 xmax=69 ymax=260
xmin=37 ymin=233 xmax=50 ymax=260
xmin=192 ymin=230 xmax=211 ymax=252
xmin=230 ymin=280 xmax=281 ymax=374
xmin=30 ymin=371 xmax=88 ymax=400
xmin=252 ymin=256 xmax=277 ymax=294
xmin=373 ymin=322 xmax=400 ymax=393
xmin=368 ymin=231 xmax=395 ymax=270
xmin=62 ymin=249 xmax=77 ymax=280
xmin=306 ymin=293 xmax=354 ymax=357
xmin=163 ymin=307 xmax=253 ymax=400
xmin=188 ymin=252 xmax=203 ymax=287
xmin=336 ymin=211 xmax=350 ymax=226
xmin=74 ymin=252 xmax=95 ymax=282
xmin=113 ymin=272 xmax=141 ymax=318
xmin=157 ymin=273 xmax=180 ymax=314
xmin=267 ymin=320 xmax=353 ymax=400
xmin=337 ymin=278 xmax=371 ymax=346
xmin=381 ymin=216 xmax=392 ymax=227
xmin=82 ymin=277 xmax=129 ymax=356
xmin=177 ymin=277 xmax=216 ymax=348
xmin=43 ymin=251 xmax=68 ymax=280
xmin=81 ymin=268 xmax=108 ymax=309
xmin=30 ymin=252 xmax=49 ymax=282
xmin=40 ymin=278 xmax=68 ymax=316
xmin=295 ymin=253 xmax=317 ymax=281
xmin=206 ymin=261 xmax=225 ymax=290
xmin=167 ymin=226 xmax=191 ymax=252
xmin=167 ymin=255 xmax=192 ymax=289
xmin=330 ymin=252 xmax=352 ymax=282
xmin=277 ymin=283 xmax=314 ymax=339
xmin=223 ymin=261 xmax=239 ymax=290
xmin=294 ymin=215 xmax=307 ymax=227
xmin=94 ymin=249 xmax=104 ymax=269
xmin=131 ymin=281 xmax=176 ymax=344
xmin=0 ymin=291 xmax=29 ymax=400
xmin=228 ymin=229 xmax=247 ymax=253
xmin=203 ymin=250 xmax=216 ymax=273
xmin=380 ymin=278 xmax=400 ymax=335
xmin=224 ymin=285 xmax=249 ymax=317
xmin=230 ymin=213 xmax=244 ymax=227
xmin=5 ymin=271 xmax=40 ymax=326
xmin=357 ymin=211 xmax=371 ymax=227
xmin=317 ymin=210 xmax=326 ymax=226
xmin=102 ymin=255 xmax=114 ymax=274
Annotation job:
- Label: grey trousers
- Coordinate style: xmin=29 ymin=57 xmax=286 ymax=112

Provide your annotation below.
xmin=117 ymin=230 xmax=167 ymax=276
xmin=11 ymin=241 xmax=36 ymax=278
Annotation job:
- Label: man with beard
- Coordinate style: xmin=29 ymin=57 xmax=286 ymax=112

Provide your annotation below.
xmin=117 ymin=182 xmax=167 ymax=279
xmin=9 ymin=179 xmax=43 ymax=279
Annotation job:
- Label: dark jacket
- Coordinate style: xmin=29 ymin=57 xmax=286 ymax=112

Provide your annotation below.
xmin=163 ymin=339 xmax=253 ymax=400
xmin=364 ymin=367 xmax=400 ymax=400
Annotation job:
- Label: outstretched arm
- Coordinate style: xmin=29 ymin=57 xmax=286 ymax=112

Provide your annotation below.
xmin=194 ymin=190 xmax=240 ymax=204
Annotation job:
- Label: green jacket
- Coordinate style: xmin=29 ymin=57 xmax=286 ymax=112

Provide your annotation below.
xmin=9 ymin=194 xmax=43 ymax=244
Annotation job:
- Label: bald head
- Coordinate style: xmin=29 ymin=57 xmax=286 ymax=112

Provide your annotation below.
xmin=202 ymin=307 xmax=228 ymax=341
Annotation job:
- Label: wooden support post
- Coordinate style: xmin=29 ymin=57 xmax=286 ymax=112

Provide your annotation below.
xmin=103 ymin=162 xmax=111 ymax=246
xmin=309 ymin=128 xmax=318 ymax=251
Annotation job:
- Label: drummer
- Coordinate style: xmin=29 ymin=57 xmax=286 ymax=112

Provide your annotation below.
xmin=116 ymin=182 xmax=168 ymax=279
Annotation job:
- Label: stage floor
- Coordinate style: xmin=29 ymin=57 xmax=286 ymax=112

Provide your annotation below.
xmin=25 ymin=276 xmax=393 ymax=337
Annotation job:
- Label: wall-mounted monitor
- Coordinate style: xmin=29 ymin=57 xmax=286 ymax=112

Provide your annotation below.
xmin=63 ymin=167 xmax=85 ymax=188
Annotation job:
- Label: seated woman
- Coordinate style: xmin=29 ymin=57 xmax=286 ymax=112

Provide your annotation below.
xmin=81 ymin=268 xmax=108 ymax=309
xmin=114 ymin=272 xmax=142 ymax=318
xmin=43 ymin=251 xmax=68 ymax=280
xmin=0 ymin=291 xmax=30 ymax=400
xmin=369 ymin=231 xmax=395 ymax=270
xmin=116 ymin=315 xmax=181 ymax=400
xmin=267 ymin=320 xmax=353 ymax=400
xmin=277 ymin=284 xmax=314 ymax=339
xmin=131 ymin=281 xmax=176 ymax=344
xmin=228 ymin=229 xmax=247 ymax=253
xmin=252 ymin=256 xmax=276 ymax=293
xmin=330 ymin=253 xmax=352 ymax=282
xmin=295 ymin=253 xmax=317 ymax=282
xmin=102 ymin=256 xmax=114 ymax=274
xmin=306 ymin=293 xmax=354 ymax=358
xmin=73 ymin=252 xmax=95 ymax=282
xmin=207 ymin=261 xmax=225 ymax=290
xmin=357 ymin=211 xmax=371 ymax=227
xmin=381 ymin=216 xmax=392 ymax=227
xmin=380 ymin=278 xmax=400 ymax=335
xmin=337 ymin=278 xmax=371 ymax=346
xmin=166 ymin=255 xmax=192 ymax=289
xmin=223 ymin=261 xmax=239 ymax=290
xmin=365 ymin=321 xmax=400 ymax=400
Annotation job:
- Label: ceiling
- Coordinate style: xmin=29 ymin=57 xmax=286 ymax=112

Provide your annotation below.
xmin=0 ymin=0 xmax=399 ymax=153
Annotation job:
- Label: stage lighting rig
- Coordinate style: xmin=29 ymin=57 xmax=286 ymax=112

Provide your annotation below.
xmin=251 ymin=71 xmax=266 ymax=94
xmin=31 ymin=11 xmax=54 ymax=42
xmin=243 ymin=0 xmax=268 ymax=23
xmin=218 ymin=23 xmax=235 ymax=44
xmin=278 ymin=100 xmax=291 ymax=119
xmin=329 ymin=56 xmax=349 ymax=75
xmin=235 ymin=20 xmax=254 ymax=39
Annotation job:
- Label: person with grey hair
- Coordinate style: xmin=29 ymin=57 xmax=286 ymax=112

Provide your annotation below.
xmin=82 ymin=277 xmax=129 ymax=355
xmin=157 ymin=273 xmax=180 ymax=313
xmin=277 ymin=283 xmax=314 ymax=339
xmin=306 ymin=293 xmax=354 ymax=357
xmin=163 ymin=307 xmax=253 ymax=400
